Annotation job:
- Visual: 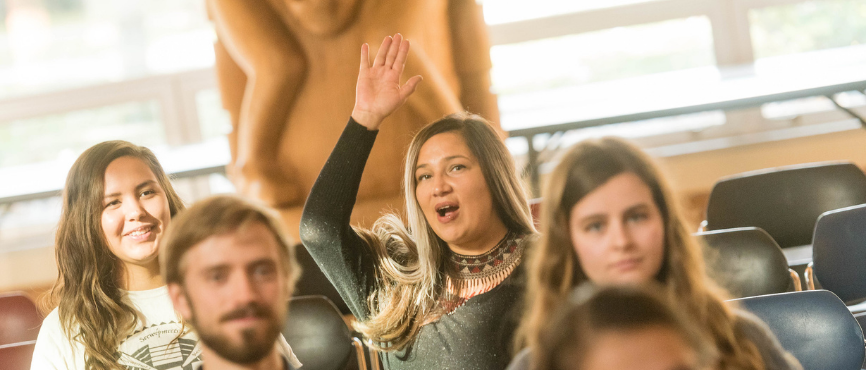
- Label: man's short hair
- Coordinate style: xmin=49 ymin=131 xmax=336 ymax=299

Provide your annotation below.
xmin=160 ymin=194 xmax=300 ymax=287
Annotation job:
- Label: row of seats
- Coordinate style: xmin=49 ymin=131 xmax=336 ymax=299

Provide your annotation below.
xmin=700 ymin=161 xmax=866 ymax=370
xmin=700 ymin=202 xmax=866 ymax=301
xmin=697 ymin=161 xmax=866 ymax=306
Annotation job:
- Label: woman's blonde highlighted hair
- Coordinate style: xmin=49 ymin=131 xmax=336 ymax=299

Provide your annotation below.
xmin=354 ymin=112 xmax=535 ymax=351
xmin=517 ymin=137 xmax=766 ymax=370
xmin=47 ymin=141 xmax=185 ymax=370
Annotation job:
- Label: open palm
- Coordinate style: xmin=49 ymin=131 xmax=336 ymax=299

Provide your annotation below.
xmin=352 ymin=33 xmax=422 ymax=130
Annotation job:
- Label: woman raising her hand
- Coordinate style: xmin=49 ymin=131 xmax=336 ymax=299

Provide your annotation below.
xmin=300 ymin=34 xmax=536 ymax=369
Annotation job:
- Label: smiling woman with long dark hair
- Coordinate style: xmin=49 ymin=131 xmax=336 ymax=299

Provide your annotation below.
xmin=30 ymin=141 xmax=196 ymax=370
xmin=300 ymin=33 xmax=535 ymax=369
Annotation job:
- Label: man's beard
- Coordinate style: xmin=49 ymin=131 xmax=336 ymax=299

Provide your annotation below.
xmin=187 ymin=296 xmax=283 ymax=364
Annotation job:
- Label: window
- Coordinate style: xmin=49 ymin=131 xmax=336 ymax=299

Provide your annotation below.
xmin=0 ymin=0 xmax=213 ymax=99
xmin=481 ymin=0 xmax=663 ymax=24
xmin=490 ymin=17 xmax=715 ymax=95
xmin=750 ymin=0 xmax=866 ymax=59
xmin=0 ymin=101 xmax=164 ymax=167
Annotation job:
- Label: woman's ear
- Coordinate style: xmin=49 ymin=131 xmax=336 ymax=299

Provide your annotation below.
xmin=167 ymin=283 xmax=193 ymax=320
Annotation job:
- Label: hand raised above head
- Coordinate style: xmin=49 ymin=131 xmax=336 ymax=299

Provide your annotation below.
xmin=351 ymin=33 xmax=423 ymax=130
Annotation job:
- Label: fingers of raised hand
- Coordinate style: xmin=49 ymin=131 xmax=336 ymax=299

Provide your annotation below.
xmin=359 ymin=43 xmax=370 ymax=71
xmin=373 ymin=35 xmax=393 ymax=67
xmin=384 ymin=33 xmax=403 ymax=68
xmin=399 ymin=75 xmax=423 ymax=100
xmin=392 ymin=38 xmax=410 ymax=71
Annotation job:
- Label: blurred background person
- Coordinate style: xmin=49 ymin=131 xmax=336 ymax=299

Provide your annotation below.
xmin=162 ymin=195 xmax=302 ymax=370
xmin=513 ymin=137 xmax=801 ymax=370
xmin=533 ymin=284 xmax=717 ymax=370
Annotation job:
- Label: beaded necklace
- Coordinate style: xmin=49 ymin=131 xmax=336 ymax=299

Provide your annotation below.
xmin=439 ymin=231 xmax=526 ymax=314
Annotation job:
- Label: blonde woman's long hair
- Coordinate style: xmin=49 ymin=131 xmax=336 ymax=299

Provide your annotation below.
xmin=47 ymin=141 xmax=185 ymax=370
xmin=516 ymin=137 xmax=766 ymax=370
xmin=354 ymin=112 xmax=536 ymax=351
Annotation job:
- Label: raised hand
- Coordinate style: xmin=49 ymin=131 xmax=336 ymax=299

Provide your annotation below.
xmin=351 ymin=33 xmax=423 ymax=130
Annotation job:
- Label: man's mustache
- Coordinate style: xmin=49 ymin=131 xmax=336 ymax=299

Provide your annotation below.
xmin=219 ymin=303 xmax=274 ymax=322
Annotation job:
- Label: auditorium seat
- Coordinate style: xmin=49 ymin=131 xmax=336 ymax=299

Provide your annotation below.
xmin=697 ymin=227 xmax=800 ymax=297
xmin=0 ymin=341 xmax=36 ymax=370
xmin=283 ymin=295 xmax=369 ymax=370
xmin=733 ymin=290 xmax=865 ymax=370
xmin=703 ymin=162 xmax=866 ymax=252
xmin=806 ymin=204 xmax=866 ymax=309
xmin=0 ymin=292 xmax=42 ymax=346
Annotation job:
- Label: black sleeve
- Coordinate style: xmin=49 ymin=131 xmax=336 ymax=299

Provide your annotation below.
xmin=299 ymin=118 xmax=380 ymax=320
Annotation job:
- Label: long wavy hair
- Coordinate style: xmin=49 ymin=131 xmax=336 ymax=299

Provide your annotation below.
xmin=517 ymin=137 xmax=766 ymax=370
xmin=46 ymin=141 xmax=185 ymax=370
xmin=354 ymin=112 xmax=536 ymax=351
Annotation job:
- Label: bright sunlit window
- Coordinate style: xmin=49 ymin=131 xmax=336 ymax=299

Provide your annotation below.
xmin=480 ymin=0 xmax=663 ymax=24
xmin=750 ymin=0 xmax=866 ymax=59
xmin=0 ymin=101 xmax=164 ymax=167
xmin=489 ymin=17 xmax=715 ymax=95
xmin=0 ymin=0 xmax=214 ymax=99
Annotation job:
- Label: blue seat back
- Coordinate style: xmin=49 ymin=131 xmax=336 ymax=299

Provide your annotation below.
xmin=706 ymin=162 xmax=866 ymax=248
xmin=733 ymin=290 xmax=865 ymax=370
xmin=812 ymin=204 xmax=866 ymax=303
xmin=698 ymin=227 xmax=792 ymax=298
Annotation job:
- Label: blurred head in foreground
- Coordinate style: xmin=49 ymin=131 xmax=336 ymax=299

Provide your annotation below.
xmin=534 ymin=284 xmax=717 ymax=370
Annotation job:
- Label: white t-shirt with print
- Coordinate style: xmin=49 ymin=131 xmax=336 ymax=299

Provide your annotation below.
xmin=30 ymin=286 xmax=301 ymax=370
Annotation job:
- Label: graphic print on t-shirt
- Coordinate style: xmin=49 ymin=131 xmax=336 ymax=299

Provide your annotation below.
xmin=115 ymin=321 xmax=202 ymax=370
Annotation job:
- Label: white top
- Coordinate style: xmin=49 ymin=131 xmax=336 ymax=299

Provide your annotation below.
xmin=30 ymin=286 xmax=301 ymax=369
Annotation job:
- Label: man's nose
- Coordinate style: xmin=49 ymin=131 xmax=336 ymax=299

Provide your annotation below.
xmin=231 ymin=273 xmax=260 ymax=303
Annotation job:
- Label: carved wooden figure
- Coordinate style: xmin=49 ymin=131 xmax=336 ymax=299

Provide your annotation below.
xmin=207 ymin=0 xmax=499 ymax=238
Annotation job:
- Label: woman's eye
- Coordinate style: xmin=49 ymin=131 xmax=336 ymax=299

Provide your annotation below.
xmin=450 ymin=164 xmax=466 ymax=172
xmin=585 ymin=222 xmax=603 ymax=233
xmin=416 ymin=174 xmax=431 ymax=182
xmin=104 ymin=200 xmax=120 ymax=208
xmin=628 ymin=213 xmax=649 ymax=223
xmin=140 ymin=189 xmax=156 ymax=197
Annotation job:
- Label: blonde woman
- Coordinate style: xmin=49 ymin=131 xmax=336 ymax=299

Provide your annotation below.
xmin=511 ymin=137 xmax=801 ymax=370
xmin=300 ymin=34 xmax=535 ymax=369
